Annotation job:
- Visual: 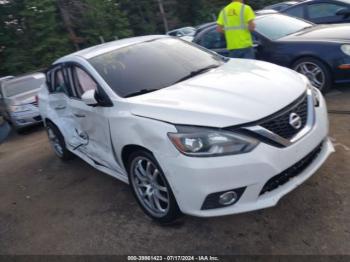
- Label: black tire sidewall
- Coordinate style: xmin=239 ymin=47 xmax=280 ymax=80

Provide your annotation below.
xmin=293 ymin=57 xmax=332 ymax=93
xmin=46 ymin=122 xmax=72 ymax=161
xmin=127 ymin=150 xmax=182 ymax=224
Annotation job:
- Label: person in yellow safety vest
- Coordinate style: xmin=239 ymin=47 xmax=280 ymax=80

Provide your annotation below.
xmin=217 ymin=0 xmax=256 ymax=59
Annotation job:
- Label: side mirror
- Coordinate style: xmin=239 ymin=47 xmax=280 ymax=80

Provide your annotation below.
xmin=82 ymin=89 xmax=98 ymax=106
xmin=336 ymin=7 xmax=350 ymax=17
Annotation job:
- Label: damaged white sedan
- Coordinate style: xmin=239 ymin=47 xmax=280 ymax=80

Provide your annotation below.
xmin=39 ymin=36 xmax=334 ymax=223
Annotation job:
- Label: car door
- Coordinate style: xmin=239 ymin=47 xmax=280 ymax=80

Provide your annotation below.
xmin=66 ymin=64 xmax=120 ymax=172
xmin=46 ymin=65 xmax=78 ymax=146
xmin=197 ymin=27 xmax=230 ymax=57
xmin=305 ymin=2 xmax=348 ymax=24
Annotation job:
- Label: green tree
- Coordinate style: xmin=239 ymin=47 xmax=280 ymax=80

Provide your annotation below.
xmin=77 ymin=0 xmax=132 ymax=47
xmin=19 ymin=0 xmax=74 ymax=68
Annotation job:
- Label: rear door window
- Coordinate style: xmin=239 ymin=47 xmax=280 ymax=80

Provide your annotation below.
xmin=284 ymin=6 xmax=305 ymax=19
xmin=307 ymin=3 xmax=345 ymax=23
xmin=200 ymin=28 xmax=226 ymax=49
xmin=53 ymin=69 xmax=70 ymax=96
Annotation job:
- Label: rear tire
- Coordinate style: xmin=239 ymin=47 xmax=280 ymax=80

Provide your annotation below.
xmin=127 ymin=150 xmax=182 ymax=224
xmin=46 ymin=122 xmax=73 ymax=161
xmin=292 ymin=57 xmax=332 ymax=93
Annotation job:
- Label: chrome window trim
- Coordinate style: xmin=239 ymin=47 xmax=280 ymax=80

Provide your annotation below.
xmin=243 ymin=89 xmax=315 ymax=147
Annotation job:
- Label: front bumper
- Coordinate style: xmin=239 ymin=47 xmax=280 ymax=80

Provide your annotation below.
xmin=156 ymin=94 xmax=334 ymax=217
xmin=10 ymin=109 xmax=42 ymax=128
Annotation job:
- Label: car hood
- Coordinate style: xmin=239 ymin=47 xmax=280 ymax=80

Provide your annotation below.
xmin=127 ymin=59 xmax=307 ymax=128
xmin=281 ymin=24 xmax=350 ymax=43
xmin=7 ymin=89 xmax=40 ymax=106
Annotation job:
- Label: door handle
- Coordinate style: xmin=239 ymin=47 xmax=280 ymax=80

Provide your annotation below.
xmin=74 ymin=113 xmax=86 ymax=118
xmin=54 ymin=105 xmax=66 ymax=110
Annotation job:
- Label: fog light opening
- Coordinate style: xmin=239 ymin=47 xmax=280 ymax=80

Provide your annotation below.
xmin=219 ymin=191 xmax=238 ymax=206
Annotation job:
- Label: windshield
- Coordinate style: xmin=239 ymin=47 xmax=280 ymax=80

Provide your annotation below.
xmin=89 ymin=38 xmax=223 ymax=98
xmin=256 ymin=14 xmax=313 ymax=40
xmin=3 ymin=77 xmax=44 ymax=97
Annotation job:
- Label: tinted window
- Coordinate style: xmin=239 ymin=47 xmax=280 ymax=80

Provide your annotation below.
xmin=3 ymin=77 xmax=44 ymax=97
xmin=284 ymin=6 xmax=304 ymax=18
xmin=255 ymin=14 xmax=313 ymax=40
xmin=266 ymin=3 xmax=289 ymax=11
xmin=53 ymin=69 xmax=69 ymax=95
xmin=89 ymin=38 xmax=223 ymax=98
xmin=308 ymin=3 xmax=344 ymax=18
xmin=200 ymin=29 xmax=226 ymax=49
xmin=71 ymin=67 xmax=98 ymax=98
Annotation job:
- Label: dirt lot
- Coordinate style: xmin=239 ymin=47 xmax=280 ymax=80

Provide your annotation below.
xmin=0 ymin=88 xmax=349 ymax=255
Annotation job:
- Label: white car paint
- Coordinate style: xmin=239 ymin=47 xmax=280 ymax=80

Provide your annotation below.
xmin=128 ymin=59 xmax=306 ymax=127
xmin=39 ymin=36 xmax=334 ymax=218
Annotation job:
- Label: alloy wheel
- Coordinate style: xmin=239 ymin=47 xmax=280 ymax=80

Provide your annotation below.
xmin=294 ymin=62 xmax=325 ymax=90
xmin=47 ymin=127 xmax=64 ymax=157
xmin=130 ymin=157 xmax=170 ymax=218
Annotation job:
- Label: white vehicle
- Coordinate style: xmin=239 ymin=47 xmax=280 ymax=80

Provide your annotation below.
xmin=39 ymin=36 xmax=334 ymax=223
xmin=167 ymin=27 xmax=195 ymax=42
xmin=167 ymin=26 xmax=196 ymax=37
xmin=0 ymin=73 xmax=45 ymax=132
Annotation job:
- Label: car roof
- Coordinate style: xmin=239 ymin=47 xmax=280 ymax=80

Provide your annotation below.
xmin=2 ymin=73 xmax=45 ymax=88
xmin=274 ymin=0 xmax=350 ymax=10
xmin=256 ymin=9 xmax=279 ymax=15
xmin=195 ymin=11 xmax=286 ymax=32
xmin=56 ymin=35 xmax=167 ymax=62
xmin=269 ymin=1 xmax=302 ymax=7
xmin=0 ymin=76 xmax=14 ymax=82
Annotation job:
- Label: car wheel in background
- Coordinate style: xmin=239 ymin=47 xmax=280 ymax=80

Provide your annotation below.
xmin=127 ymin=150 xmax=182 ymax=224
xmin=293 ymin=57 xmax=332 ymax=93
xmin=46 ymin=122 xmax=73 ymax=161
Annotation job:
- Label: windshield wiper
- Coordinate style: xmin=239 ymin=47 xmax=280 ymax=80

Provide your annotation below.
xmin=174 ymin=64 xmax=220 ymax=84
xmin=125 ymin=89 xmax=159 ymax=98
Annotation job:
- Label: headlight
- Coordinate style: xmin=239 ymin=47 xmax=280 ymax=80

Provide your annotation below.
xmin=168 ymin=126 xmax=259 ymax=157
xmin=308 ymin=84 xmax=320 ymax=107
xmin=341 ymin=45 xmax=350 ymax=56
xmin=9 ymin=104 xmax=32 ymax=113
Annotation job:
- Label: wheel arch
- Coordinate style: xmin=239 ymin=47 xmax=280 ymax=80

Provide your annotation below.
xmin=289 ymin=55 xmax=333 ymax=76
xmin=44 ymin=118 xmax=57 ymax=128
xmin=121 ymin=144 xmax=153 ymax=171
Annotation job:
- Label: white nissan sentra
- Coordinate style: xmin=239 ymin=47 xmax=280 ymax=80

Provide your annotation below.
xmin=39 ymin=36 xmax=334 ymax=223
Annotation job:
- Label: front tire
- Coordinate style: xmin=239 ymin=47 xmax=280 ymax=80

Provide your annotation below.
xmin=46 ymin=122 xmax=73 ymax=161
xmin=292 ymin=57 xmax=332 ymax=93
xmin=127 ymin=150 xmax=182 ymax=224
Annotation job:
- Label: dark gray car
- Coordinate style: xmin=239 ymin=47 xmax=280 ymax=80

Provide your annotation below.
xmin=0 ymin=73 xmax=45 ymax=132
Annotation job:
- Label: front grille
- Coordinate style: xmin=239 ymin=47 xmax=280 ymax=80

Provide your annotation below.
xmin=260 ymin=93 xmax=308 ymax=139
xmin=260 ymin=142 xmax=323 ymax=196
xmin=31 ymin=101 xmax=38 ymax=107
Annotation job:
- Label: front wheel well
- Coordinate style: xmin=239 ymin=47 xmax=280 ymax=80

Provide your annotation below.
xmin=121 ymin=145 xmax=153 ymax=170
xmin=44 ymin=118 xmax=56 ymax=128
xmin=290 ymin=55 xmax=332 ymax=74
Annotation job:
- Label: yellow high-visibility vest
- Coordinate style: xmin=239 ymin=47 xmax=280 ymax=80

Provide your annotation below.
xmin=217 ymin=2 xmax=255 ymax=50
